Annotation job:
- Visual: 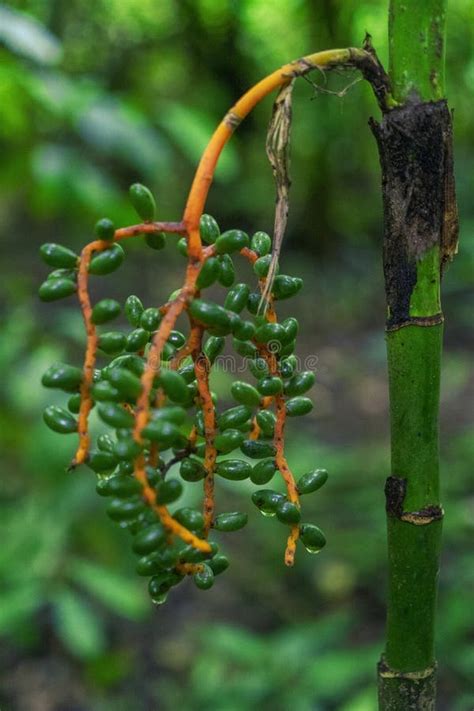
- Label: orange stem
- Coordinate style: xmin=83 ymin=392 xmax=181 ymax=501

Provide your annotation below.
xmin=73 ymin=239 xmax=109 ymax=466
xmin=183 ymin=49 xmax=354 ymax=247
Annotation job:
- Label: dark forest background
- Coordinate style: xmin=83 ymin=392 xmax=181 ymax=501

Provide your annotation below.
xmin=0 ymin=1 xmax=473 ymax=709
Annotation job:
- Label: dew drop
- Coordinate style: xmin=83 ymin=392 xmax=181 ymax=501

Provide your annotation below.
xmin=303 ymin=543 xmax=323 ymax=554
xmin=151 ymin=592 xmax=168 ymax=606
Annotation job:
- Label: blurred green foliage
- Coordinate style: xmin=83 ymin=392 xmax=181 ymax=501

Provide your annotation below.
xmin=0 ymin=1 xmax=473 ymax=709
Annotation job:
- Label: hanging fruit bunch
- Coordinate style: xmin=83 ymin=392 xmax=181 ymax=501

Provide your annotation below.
xmin=39 ymin=183 xmax=327 ymax=604
xmin=35 ymin=43 xmax=377 ymax=605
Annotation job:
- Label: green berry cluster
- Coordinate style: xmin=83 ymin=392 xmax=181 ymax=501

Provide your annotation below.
xmin=39 ymin=183 xmax=328 ymax=605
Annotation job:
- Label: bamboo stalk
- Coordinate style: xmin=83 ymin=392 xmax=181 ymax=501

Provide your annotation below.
xmin=374 ymin=1 xmax=457 ymax=708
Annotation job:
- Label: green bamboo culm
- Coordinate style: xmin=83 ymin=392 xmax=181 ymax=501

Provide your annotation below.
xmin=373 ymin=1 xmax=458 ymax=709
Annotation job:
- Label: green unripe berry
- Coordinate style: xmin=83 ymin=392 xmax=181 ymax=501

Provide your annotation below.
xmin=284 ymin=371 xmax=315 ymax=396
xmin=174 ymin=507 xmax=204 ymax=531
xmin=214 ymin=429 xmax=245 ymax=453
xmin=255 ymin=410 xmax=276 ymax=437
xmin=43 ymin=405 xmax=77 ymax=434
xmin=97 ymin=433 xmax=114 ymax=452
xmin=98 ymin=332 xmax=126 ymax=355
xmin=89 ymin=244 xmax=124 ymax=275
xmin=95 ymin=218 xmax=115 ymax=240
xmin=248 ymin=358 xmax=270 ymax=380
xmin=213 ymin=512 xmax=248 ymax=532
xmin=197 ymin=257 xmax=220 ymax=289
xmin=151 ymin=405 xmax=187 ymax=425
xmin=106 ymin=496 xmax=145 ymax=522
xmin=250 ymin=231 xmax=272 ymax=256
xmin=251 ymin=489 xmax=285 ymax=516
xmin=217 ymin=405 xmax=252 ymax=431
xmin=39 ymin=277 xmax=76 ymax=302
xmin=254 ymin=254 xmax=278 ymax=278
xmin=156 ymin=478 xmax=183 ymax=505
xmin=125 ymin=328 xmax=149 ymax=353
xmin=140 ymin=307 xmax=162 ymax=331
xmin=67 ymin=393 xmax=82 ymax=414
xmin=180 ymin=457 xmax=206 ymax=482
xmin=193 ymin=564 xmax=214 ymax=590
xmin=113 ymin=437 xmax=142 ymax=461
xmin=297 ymin=469 xmax=328 ymax=495
xmin=280 ymin=357 xmax=296 ymax=379
xmin=142 ymin=420 xmax=180 ymax=448
xmin=276 ymin=500 xmax=301 ymax=524
xmin=135 ymin=553 xmax=163 ymax=576
xmin=204 ymin=336 xmax=225 ymax=363
xmin=97 ymin=403 xmax=135 ymax=428
xmin=232 ymin=338 xmax=257 ymax=358
xmin=272 ymin=275 xmax=303 ymax=300
xmin=189 ymin=299 xmax=232 ymax=334
xmin=215 ymin=459 xmax=252 ymax=481
xmin=91 ymin=299 xmax=121 ymax=324
xmin=158 ymin=369 xmax=189 ymax=403
xmin=217 ymin=254 xmax=235 ymax=286
xmin=91 ymin=380 xmax=121 ymax=402
xmin=124 ymin=295 xmax=144 ymax=327
xmin=106 ymin=367 xmax=142 ymax=399
xmin=224 ymin=283 xmax=250 ymax=314
xmin=42 ymin=362 xmax=83 ymax=392
xmin=250 ymin=458 xmax=276 ymax=485
xmin=254 ymin=322 xmax=285 ymax=346
xmin=240 ymin=439 xmax=276 ymax=459
xmin=145 ymin=232 xmax=166 ymax=250
xmin=257 ymin=376 xmax=283 ymax=396
xmin=208 ymin=555 xmax=229 ymax=576
xmin=200 ymin=214 xmax=220 ymax=244
xmin=177 ymin=237 xmax=188 ymax=256
xmin=286 ymin=396 xmax=313 ymax=417
xmin=233 ymin=320 xmax=256 ymax=341
xmin=148 ymin=574 xmax=173 ymax=602
xmin=129 ymin=183 xmax=156 ymax=221
xmin=230 ymin=381 xmax=260 ymax=407
xmin=246 ymin=292 xmax=261 ymax=315
xmin=299 ymin=523 xmax=326 ymax=553
xmin=40 ymin=243 xmax=78 ymax=269
xmin=280 ymin=318 xmax=298 ymax=345
xmin=89 ymin=449 xmax=118 ymax=472
xmin=104 ymin=474 xmax=142 ymax=497
xmin=215 ymin=229 xmax=249 ymax=254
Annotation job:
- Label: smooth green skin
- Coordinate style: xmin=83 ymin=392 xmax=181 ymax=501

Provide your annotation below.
xmin=213 ymin=511 xmax=248 ymax=532
xmin=129 ymin=183 xmax=156 ymax=221
xmin=39 ymin=277 xmax=76 ymax=302
xmin=43 ymin=405 xmax=77 ymax=433
xmin=215 ymin=459 xmax=251 ymax=481
xmin=95 ymin=218 xmax=115 ymax=240
xmin=40 ymin=243 xmax=78 ymax=268
xmin=379 ymin=2 xmax=447 ymax=707
xmin=91 ymin=298 xmax=121 ymax=325
xmin=125 ymin=328 xmax=149 ymax=352
xmin=145 ymin=232 xmax=166 ymax=250
xmin=89 ymin=244 xmax=124 ymax=275
xmin=140 ymin=307 xmax=161 ymax=331
xmin=125 ymin=295 xmax=144 ymax=326
xmin=199 ymin=213 xmax=220 ymax=244
xmin=42 ymin=362 xmax=82 ymax=392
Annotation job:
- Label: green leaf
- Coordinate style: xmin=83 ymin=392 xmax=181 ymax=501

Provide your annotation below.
xmin=68 ymin=557 xmax=148 ymax=620
xmin=53 ymin=587 xmax=106 ymax=659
